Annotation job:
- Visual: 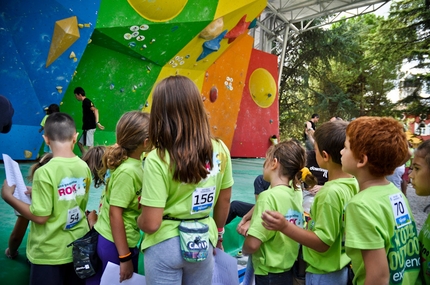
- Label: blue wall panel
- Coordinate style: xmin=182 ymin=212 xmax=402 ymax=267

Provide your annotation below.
xmin=0 ymin=0 xmax=100 ymax=159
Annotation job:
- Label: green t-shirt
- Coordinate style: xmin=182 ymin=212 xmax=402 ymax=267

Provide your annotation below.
xmin=345 ymin=184 xmax=420 ymax=285
xmin=140 ymin=139 xmax=234 ymax=250
xmin=95 ymin=158 xmax=143 ymax=247
xmin=248 ymin=185 xmax=304 ymax=276
xmin=304 ymin=177 xmax=359 ymax=274
xmin=40 ymin=115 xmax=48 ymax=127
xmin=28 ymin=156 xmax=91 ymax=265
xmin=418 ymin=214 xmax=430 ymax=284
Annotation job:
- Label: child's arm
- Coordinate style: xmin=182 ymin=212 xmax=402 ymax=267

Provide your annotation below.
xmin=138 ymin=206 xmax=164 ymax=234
xmin=213 ymin=187 xmax=232 ymax=250
xmin=1 ymin=181 xmax=49 ymax=224
xmin=262 ymin=210 xmax=329 ymax=252
xmin=237 ymin=205 xmax=255 ymax=236
xmin=362 ymin=249 xmax=389 ymax=285
xmin=242 ymin=235 xmax=262 ymax=255
xmin=110 ymin=205 xmax=134 ymax=283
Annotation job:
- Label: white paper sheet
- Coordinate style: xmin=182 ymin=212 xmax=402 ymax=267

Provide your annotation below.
xmin=2 ymin=154 xmax=31 ymax=207
xmin=213 ymin=248 xmax=240 ymax=285
xmin=100 ymin=262 xmax=146 ymax=285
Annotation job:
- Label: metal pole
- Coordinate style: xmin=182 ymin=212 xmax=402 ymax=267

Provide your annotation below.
xmin=278 ymin=25 xmax=289 ymax=89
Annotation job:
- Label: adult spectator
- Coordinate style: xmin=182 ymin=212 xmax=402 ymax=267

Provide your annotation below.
xmin=304 ymin=114 xmax=319 ymax=150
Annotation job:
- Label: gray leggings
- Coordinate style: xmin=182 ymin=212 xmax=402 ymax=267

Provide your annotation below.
xmin=144 ymin=236 xmax=214 ymax=285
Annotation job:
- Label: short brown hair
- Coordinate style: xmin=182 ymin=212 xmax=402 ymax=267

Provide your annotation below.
xmin=314 ymin=120 xmax=348 ymax=165
xmin=346 ymin=116 xmax=408 ymax=177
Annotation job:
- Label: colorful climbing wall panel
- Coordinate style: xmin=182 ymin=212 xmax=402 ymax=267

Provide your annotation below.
xmin=231 ymin=49 xmax=279 ymax=158
xmin=0 ymin=0 xmax=276 ymax=159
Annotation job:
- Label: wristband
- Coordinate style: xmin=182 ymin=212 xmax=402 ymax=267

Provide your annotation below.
xmin=217 ymin=227 xmax=225 ymax=235
xmin=119 ymin=252 xmax=132 ymax=263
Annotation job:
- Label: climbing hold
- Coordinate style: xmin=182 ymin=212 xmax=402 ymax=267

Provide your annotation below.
xmin=56 ymin=86 xmax=63 ymax=93
xmin=209 ymin=86 xmax=218 ymax=103
xmin=24 ymin=150 xmax=32 ymax=159
xmin=224 ymin=15 xmax=251 ymax=44
xmin=199 ymin=17 xmax=224 ymax=40
xmin=140 ymin=24 xmax=149 ymax=30
xmin=197 ymin=30 xmax=227 ymax=61
xmin=69 ymin=51 xmax=76 ymax=59
xmin=130 ymin=25 xmax=139 ymax=32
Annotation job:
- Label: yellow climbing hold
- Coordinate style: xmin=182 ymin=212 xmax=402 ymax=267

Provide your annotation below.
xmin=249 ymin=68 xmax=277 ymax=108
xmin=24 ymin=150 xmax=32 ymax=159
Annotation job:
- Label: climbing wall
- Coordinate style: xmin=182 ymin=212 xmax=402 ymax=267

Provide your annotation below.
xmin=0 ymin=0 xmax=278 ymax=160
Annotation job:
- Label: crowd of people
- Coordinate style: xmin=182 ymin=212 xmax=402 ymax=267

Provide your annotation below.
xmin=1 ymin=77 xmax=430 ymax=285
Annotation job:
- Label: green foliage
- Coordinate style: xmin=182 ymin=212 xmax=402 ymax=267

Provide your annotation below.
xmin=278 ymin=14 xmax=400 ymax=140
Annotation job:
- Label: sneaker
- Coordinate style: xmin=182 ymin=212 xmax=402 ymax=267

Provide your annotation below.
xmin=5 ymin=248 xmax=18 ymax=259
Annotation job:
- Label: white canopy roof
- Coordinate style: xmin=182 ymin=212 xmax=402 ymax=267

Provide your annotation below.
xmin=254 ymin=0 xmax=390 ymax=84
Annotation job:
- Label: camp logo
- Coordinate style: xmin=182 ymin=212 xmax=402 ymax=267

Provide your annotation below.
xmin=388 ymin=221 xmax=420 ymax=284
xmin=57 ymin=177 xmax=86 ymax=200
xmin=285 ymin=209 xmax=304 ymax=229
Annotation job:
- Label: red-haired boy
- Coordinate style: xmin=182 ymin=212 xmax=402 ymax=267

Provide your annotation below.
xmin=341 ymin=116 xmax=420 ymax=284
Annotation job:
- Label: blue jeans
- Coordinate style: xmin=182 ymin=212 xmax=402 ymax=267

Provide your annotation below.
xmin=144 ymin=236 xmax=214 ymax=285
xmin=255 ymin=270 xmax=293 ymax=285
xmin=306 ymin=267 xmax=348 ymax=285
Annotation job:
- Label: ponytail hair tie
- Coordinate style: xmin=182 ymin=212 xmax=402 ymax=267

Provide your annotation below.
xmin=301 ymin=167 xmax=311 ymax=181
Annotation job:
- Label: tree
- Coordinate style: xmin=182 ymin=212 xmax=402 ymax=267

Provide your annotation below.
xmin=278 ymin=14 xmax=399 ymax=140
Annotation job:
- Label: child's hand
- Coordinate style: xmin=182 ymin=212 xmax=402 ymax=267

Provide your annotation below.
xmin=1 ymin=180 xmax=16 ymax=200
xmin=119 ymin=260 xmax=133 ymax=283
xmin=237 ymin=220 xmax=251 ymax=236
xmin=97 ymin=122 xmax=105 ymax=130
xmin=25 ymin=186 xmax=32 ymax=198
xmin=86 ymin=210 xmax=98 ymax=229
xmin=261 ymin=210 xmax=287 ymax=231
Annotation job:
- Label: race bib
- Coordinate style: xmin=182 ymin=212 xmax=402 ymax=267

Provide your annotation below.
xmin=65 ymin=206 xmax=82 ymax=230
xmin=191 ymin=186 xmax=215 ymax=214
xmin=389 ymin=193 xmax=411 ymax=228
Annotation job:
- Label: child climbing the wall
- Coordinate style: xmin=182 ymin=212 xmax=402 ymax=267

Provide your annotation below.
xmin=262 ymin=120 xmax=359 ymax=284
xmin=5 ymin=153 xmax=53 ymax=259
xmin=89 ymin=111 xmax=151 ymax=284
xmin=241 ymin=139 xmax=316 ymax=284
xmin=409 ymin=139 xmax=430 ymax=284
xmin=341 ymin=116 xmax=420 ymax=284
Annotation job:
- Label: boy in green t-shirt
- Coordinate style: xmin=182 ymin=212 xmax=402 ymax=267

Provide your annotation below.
xmin=2 ymin=112 xmax=91 ymax=285
xmin=262 ymin=120 xmax=359 ymax=284
xmin=340 ymin=116 xmax=420 ymax=285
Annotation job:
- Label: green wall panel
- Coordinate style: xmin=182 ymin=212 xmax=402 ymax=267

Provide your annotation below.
xmin=61 ymin=43 xmax=161 ymax=147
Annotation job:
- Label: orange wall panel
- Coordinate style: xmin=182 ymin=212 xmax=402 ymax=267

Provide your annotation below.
xmin=201 ymin=34 xmax=254 ymax=148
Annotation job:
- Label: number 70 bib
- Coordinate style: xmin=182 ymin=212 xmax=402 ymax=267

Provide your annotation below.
xmin=389 ymin=193 xmax=411 ymax=228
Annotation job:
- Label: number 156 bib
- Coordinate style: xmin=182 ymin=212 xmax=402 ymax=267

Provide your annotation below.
xmin=191 ymin=186 xmax=215 ymax=214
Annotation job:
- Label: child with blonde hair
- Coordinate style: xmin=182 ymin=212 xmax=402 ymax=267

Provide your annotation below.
xmin=242 ymin=139 xmax=316 ymax=284
xmin=90 ymin=111 xmax=150 ymax=284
